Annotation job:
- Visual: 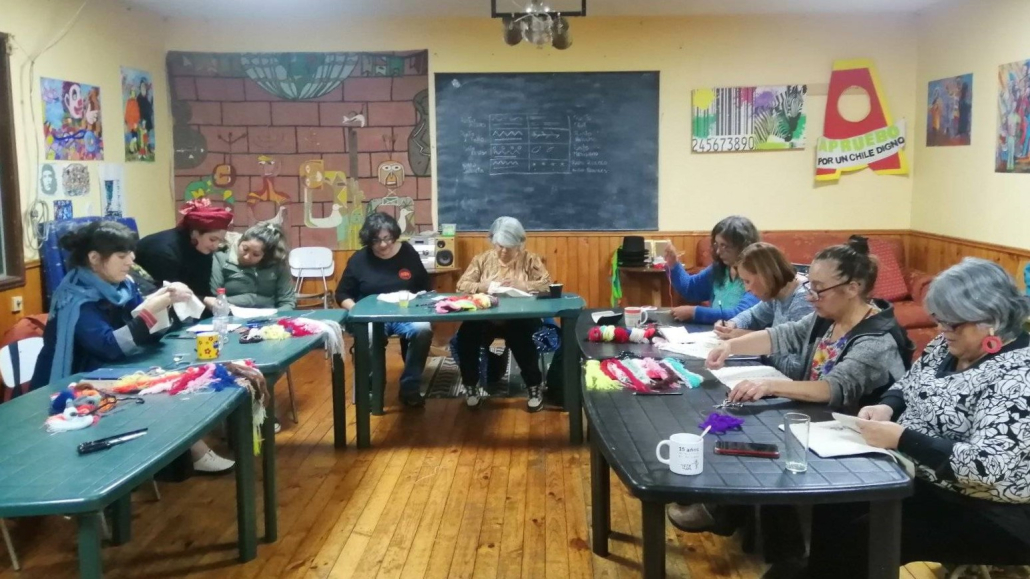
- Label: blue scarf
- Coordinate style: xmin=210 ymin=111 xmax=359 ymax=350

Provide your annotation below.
xmin=49 ymin=267 xmax=135 ymax=382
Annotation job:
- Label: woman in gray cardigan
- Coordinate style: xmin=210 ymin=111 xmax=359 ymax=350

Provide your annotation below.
xmin=707 ymin=236 xmax=912 ymax=410
xmin=210 ymin=222 xmax=296 ymax=310
xmin=714 ymin=242 xmax=814 ymax=380
xmin=803 ymin=258 xmax=1030 ymax=578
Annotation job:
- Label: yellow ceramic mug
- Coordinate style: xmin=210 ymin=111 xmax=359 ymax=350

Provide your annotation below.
xmin=196 ymin=332 xmax=221 ymax=360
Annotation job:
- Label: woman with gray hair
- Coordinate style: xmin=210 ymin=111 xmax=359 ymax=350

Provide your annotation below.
xmin=210 ymin=221 xmax=296 ymax=309
xmin=801 ymin=258 xmax=1030 ymax=578
xmin=455 ymin=216 xmax=551 ymax=411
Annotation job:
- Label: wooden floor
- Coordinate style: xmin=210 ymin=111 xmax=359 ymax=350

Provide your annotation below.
xmin=0 ymin=347 xmax=946 ymax=579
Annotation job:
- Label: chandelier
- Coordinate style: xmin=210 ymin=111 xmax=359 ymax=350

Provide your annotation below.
xmin=492 ymin=0 xmax=585 ymax=50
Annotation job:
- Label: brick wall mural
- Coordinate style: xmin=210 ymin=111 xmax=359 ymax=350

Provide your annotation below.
xmin=167 ymin=51 xmax=431 ymax=250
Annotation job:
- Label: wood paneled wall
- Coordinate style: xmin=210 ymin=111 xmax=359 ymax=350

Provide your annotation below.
xmin=0 ymin=261 xmax=44 ymax=332
xmin=907 ymin=231 xmax=1030 ymax=281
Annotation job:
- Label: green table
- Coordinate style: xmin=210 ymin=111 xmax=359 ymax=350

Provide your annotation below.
xmin=0 ymin=375 xmax=255 ymax=578
xmin=115 ymin=308 xmax=348 ymax=544
xmin=347 ymin=294 xmax=585 ymax=448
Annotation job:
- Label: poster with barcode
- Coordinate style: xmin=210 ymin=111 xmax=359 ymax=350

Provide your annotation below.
xmin=691 ymin=85 xmax=808 ymax=153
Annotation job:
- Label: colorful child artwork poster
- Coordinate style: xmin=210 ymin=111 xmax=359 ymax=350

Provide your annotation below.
xmin=927 ymin=74 xmax=972 ymax=146
xmin=53 ymin=199 xmax=73 ymax=221
xmin=121 ymin=67 xmax=155 ymax=162
xmin=997 ymin=60 xmax=1030 ymax=173
xmin=41 ymin=77 xmax=104 ymax=160
xmin=692 ymin=85 xmax=808 ymax=153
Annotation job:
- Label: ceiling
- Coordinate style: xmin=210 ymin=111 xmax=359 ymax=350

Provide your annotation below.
xmin=124 ymin=0 xmax=951 ymax=21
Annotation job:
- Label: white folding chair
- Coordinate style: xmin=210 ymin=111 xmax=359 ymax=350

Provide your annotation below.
xmin=289 ymin=247 xmax=335 ymax=310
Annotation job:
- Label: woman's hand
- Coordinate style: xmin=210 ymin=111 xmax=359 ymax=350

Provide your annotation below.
xmin=502 ymin=278 xmax=529 ymax=291
xmin=164 ymin=282 xmax=193 ymax=304
xmin=663 ymin=243 xmax=679 ymax=266
xmin=706 ymin=342 xmax=732 ymax=370
xmin=727 ymin=379 xmax=780 ymax=403
xmin=671 ymin=305 xmax=696 ymax=321
xmin=142 ymin=288 xmax=173 ymax=314
xmin=713 ymin=320 xmax=738 ymax=339
xmin=858 ymin=404 xmax=894 ymax=422
xmin=203 ymin=296 xmax=219 ymax=310
xmin=857 ymin=419 xmax=905 ymax=449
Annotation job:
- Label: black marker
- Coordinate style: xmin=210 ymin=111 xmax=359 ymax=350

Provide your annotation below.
xmin=77 ymin=428 xmax=149 ymax=455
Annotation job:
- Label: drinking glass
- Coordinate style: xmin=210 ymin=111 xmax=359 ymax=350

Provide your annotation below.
xmin=783 ymin=413 xmax=810 ymax=474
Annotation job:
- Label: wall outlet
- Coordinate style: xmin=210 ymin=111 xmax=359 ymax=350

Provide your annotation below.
xmin=10 ymin=296 xmax=22 ymax=313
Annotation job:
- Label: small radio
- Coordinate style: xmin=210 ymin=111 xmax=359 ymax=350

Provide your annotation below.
xmin=411 ymin=236 xmax=457 ymax=270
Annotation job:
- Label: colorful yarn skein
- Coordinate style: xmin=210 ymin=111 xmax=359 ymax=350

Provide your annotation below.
xmin=586 ymin=325 xmax=656 ymax=344
xmin=584 ymin=360 xmax=621 ymax=390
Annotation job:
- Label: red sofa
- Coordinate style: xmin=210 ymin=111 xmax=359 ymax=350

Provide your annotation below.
xmin=693 ymin=232 xmax=937 ymax=357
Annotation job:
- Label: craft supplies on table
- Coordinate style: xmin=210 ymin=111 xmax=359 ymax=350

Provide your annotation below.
xmin=585 ymin=356 xmax=703 ymax=394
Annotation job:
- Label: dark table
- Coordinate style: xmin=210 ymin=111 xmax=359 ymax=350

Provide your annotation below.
xmin=347 ymin=293 xmax=585 ymax=448
xmin=0 ymin=375 xmax=255 ymax=578
xmin=577 ymin=310 xmax=913 ymax=579
xmin=114 ymin=308 xmax=348 ymax=544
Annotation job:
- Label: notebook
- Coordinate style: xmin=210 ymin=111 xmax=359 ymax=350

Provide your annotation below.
xmin=781 ymin=420 xmax=915 ymax=476
xmin=709 ymin=365 xmax=791 ymax=390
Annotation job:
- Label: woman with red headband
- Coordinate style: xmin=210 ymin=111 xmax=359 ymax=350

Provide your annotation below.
xmin=135 ymin=199 xmax=233 ymax=305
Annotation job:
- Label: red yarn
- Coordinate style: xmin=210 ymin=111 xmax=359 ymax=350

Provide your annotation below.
xmin=643 ymin=328 xmax=657 ymax=340
xmin=588 ymin=327 xmax=602 ymax=342
xmin=613 ymin=327 xmax=630 ymax=343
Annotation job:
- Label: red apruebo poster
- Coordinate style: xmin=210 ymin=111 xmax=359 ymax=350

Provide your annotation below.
xmin=816 ymin=59 xmax=909 ymax=181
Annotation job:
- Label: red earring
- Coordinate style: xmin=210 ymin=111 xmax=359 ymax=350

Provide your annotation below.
xmin=982 ymin=329 xmax=1003 ymax=354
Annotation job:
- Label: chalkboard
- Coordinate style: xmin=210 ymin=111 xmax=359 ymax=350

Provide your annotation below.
xmin=435 ymin=72 xmax=659 ymax=231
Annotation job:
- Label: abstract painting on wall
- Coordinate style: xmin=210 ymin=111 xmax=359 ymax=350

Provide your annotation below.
xmin=121 ymin=67 xmax=156 ymax=162
xmin=998 ymin=60 xmax=1030 ymax=173
xmin=41 ymin=77 xmax=103 ymax=160
xmin=692 ymin=85 xmax=807 ymax=153
xmin=926 ymin=74 xmax=972 ymax=146
xmin=167 ymin=50 xmax=431 ymax=250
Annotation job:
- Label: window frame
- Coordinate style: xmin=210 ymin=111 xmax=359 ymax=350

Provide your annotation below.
xmin=0 ymin=32 xmax=25 ymax=290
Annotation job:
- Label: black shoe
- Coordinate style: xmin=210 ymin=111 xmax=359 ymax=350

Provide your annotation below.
xmin=464 ymin=384 xmax=484 ymax=409
xmin=526 ymin=384 xmax=544 ymax=413
xmin=399 ymin=390 xmax=425 ymax=408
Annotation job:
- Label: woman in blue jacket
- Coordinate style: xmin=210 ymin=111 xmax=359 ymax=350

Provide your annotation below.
xmin=663 ymin=215 xmax=760 ymax=323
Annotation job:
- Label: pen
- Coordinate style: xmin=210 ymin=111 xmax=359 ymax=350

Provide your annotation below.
xmin=77 ymin=428 xmax=149 ymax=455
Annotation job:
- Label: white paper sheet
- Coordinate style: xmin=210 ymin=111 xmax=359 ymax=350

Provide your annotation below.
xmin=230 ymin=306 xmax=277 ymax=319
xmin=591 ymin=310 xmax=619 ymax=323
xmin=488 ymin=282 xmax=533 ymax=298
xmin=187 ymin=323 xmax=241 ymax=333
xmin=376 ymin=291 xmax=423 ymax=303
xmin=781 ymin=420 xmax=915 ymax=476
xmin=658 ymin=326 xmax=691 ymax=344
xmin=710 ymin=365 xmax=791 ymax=390
xmin=831 ymin=412 xmax=862 ymax=433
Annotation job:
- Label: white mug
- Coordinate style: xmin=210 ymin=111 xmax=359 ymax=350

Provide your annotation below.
xmin=624 ymin=306 xmax=652 ymax=328
xmin=656 ymin=433 xmax=704 ymax=476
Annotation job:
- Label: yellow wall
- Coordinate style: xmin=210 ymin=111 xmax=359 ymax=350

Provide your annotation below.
xmin=4 ymin=0 xmax=174 ymax=259
xmin=913 ymin=0 xmax=1030 ymax=249
xmin=165 ymin=13 xmax=918 ymax=232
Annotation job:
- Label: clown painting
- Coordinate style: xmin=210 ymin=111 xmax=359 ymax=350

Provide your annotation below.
xmin=41 ymin=77 xmax=104 ymax=161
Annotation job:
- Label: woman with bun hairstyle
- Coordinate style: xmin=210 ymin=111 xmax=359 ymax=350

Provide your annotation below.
xmin=706 ymin=235 xmax=913 ymax=410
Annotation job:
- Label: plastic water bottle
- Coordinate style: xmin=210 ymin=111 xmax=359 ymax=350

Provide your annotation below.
xmin=212 ymin=288 xmax=231 ymax=347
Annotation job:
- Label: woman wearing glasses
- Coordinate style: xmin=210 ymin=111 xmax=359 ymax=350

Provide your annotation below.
xmin=454 ymin=216 xmax=551 ymax=411
xmin=706 ymin=235 xmax=912 ymax=410
xmin=335 ymin=212 xmax=433 ymax=408
xmin=802 ymin=258 xmax=1030 ymax=578
xmin=662 ymin=215 xmax=760 ymax=323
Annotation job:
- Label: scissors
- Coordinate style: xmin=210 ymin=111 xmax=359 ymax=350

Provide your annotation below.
xmin=714 ymin=399 xmax=745 ymax=410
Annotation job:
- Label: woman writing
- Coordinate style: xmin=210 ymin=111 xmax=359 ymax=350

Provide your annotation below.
xmin=455 ymin=216 xmax=550 ymax=411
xmin=802 ymin=258 xmax=1030 ymax=578
xmin=706 ymin=236 xmax=911 ymax=409
xmin=32 ymin=221 xmax=234 ymax=474
xmin=211 ymin=222 xmax=296 ymax=310
xmin=335 ymin=212 xmax=433 ymax=408
xmin=663 ymin=216 xmax=760 ymax=323
xmin=135 ymin=198 xmax=232 ymax=305
xmin=713 ymin=242 xmax=814 ymax=379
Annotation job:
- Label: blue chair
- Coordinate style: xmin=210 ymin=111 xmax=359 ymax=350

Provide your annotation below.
xmin=40 ymin=217 xmax=139 ymax=306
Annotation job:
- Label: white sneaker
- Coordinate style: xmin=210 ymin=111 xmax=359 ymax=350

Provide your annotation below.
xmin=273 ymin=420 xmax=282 ymax=434
xmin=527 ymin=384 xmax=544 ymax=413
xmin=193 ymin=450 xmax=235 ymax=474
xmin=465 ymin=385 xmax=483 ymax=409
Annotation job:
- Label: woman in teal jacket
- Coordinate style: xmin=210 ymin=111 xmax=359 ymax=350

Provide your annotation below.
xmin=210 ymin=222 xmax=296 ymax=309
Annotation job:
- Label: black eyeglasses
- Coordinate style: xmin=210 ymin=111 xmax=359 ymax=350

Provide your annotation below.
xmin=801 ymin=280 xmax=851 ymax=300
xmin=372 ymin=237 xmax=396 ymax=246
xmin=930 ymin=314 xmax=982 ymax=332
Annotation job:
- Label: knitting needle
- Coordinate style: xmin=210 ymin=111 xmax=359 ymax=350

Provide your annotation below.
xmin=699 ymin=425 xmax=712 ymax=438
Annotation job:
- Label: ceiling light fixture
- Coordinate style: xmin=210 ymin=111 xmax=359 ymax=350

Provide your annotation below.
xmin=493 ymin=0 xmax=585 ymax=50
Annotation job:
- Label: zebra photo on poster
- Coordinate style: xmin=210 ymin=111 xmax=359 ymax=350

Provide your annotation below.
xmin=691 ymin=85 xmax=808 ymax=153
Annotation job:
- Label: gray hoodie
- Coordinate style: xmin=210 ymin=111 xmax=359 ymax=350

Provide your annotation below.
xmin=767 ymin=300 xmax=911 ymax=410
